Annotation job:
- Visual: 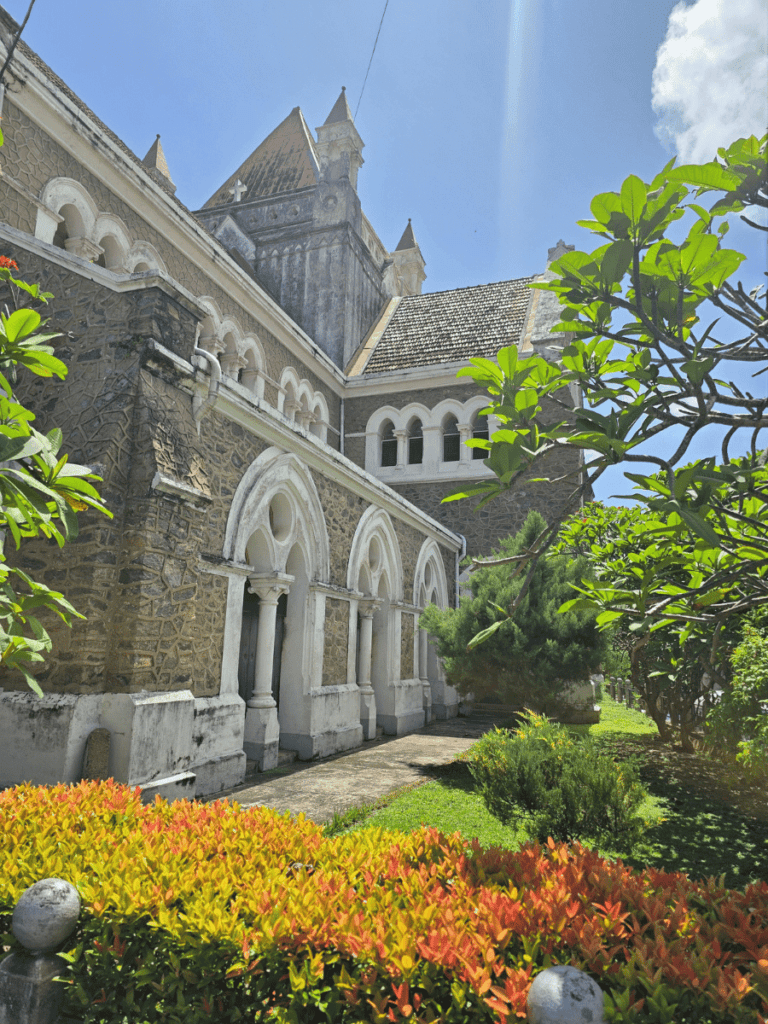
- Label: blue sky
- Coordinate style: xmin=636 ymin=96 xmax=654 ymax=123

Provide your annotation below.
xmin=2 ymin=0 xmax=766 ymax=502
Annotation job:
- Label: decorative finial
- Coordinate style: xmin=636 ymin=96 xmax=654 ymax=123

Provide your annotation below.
xmin=156 ymin=133 xmax=160 ymax=140
xmin=342 ymin=85 xmax=346 ymax=92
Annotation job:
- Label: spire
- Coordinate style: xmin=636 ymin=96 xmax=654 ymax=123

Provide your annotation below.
xmin=389 ymin=220 xmax=425 ymax=296
xmin=395 ymin=219 xmax=417 ymax=251
xmin=142 ymin=134 xmax=176 ymax=194
xmin=324 ymin=85 xmax=354 ymax=125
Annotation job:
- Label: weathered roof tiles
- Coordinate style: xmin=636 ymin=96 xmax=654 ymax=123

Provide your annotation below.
xmin=362 ymin=276 xmax=533 ymax=374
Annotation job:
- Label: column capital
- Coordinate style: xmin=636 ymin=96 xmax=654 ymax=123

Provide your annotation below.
xmin=357 ymin=596 xmax=382 ymax=618
xmin=247 ymin=572 xmax=294 ymax=603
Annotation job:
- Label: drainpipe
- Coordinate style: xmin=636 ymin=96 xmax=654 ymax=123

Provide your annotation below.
xmin=339 ymin=396 xmax=345 ymax=456
xmin=455 ymin=533 xmax=467 ymax=607
xmin=192 ymin=324 xmax=222 ymax=435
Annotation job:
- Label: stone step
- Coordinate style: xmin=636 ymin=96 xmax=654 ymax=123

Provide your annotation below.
xmin=277 ymin=748 xmax=298 ymax=767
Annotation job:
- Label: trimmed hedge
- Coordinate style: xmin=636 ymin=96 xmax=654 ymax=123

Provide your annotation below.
xmin=1 ymin=782 xmax=766 ymax=1023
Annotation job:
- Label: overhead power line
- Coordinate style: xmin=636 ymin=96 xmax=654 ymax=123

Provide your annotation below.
xmin=355 ymin=0 xmax=389 ymax=120
xmin=0 ymin=0 xmax=37 ymax=88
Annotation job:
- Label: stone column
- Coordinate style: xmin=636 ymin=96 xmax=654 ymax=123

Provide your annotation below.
xmin=394 ymin=429 xmax=407 ymax=469
xmin=419 ymin=626 xmax=432 ymax=725
xmin=357 ymin=597 xmax=380 ymax=739
xmin=457 ymin=422 xmax=472 ymax=463
xmin=219 ymin=351 xmax=246 ymax=379
xmin=284 ymin=399 xmax=301 ymax=423
xmin=64 ymin=237 xmax=103 ymax=262
xmin=0 ymin=878 xmax=81 ymax=1024
xmin=242 ymin=573 xmax=293 ymax=770
xmin=240 ymin=367 xmax=261 ymax=394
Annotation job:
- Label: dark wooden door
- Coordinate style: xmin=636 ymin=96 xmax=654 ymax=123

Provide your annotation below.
xmin=238 ymin=585 xmax=260 ymax=703
xmin=271 ymin=592 xmax=288 ymax=708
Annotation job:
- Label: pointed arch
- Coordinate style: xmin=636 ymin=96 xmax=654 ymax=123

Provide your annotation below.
xmin=223 ymin=448 xmax=330 ymax=582
xmin=347 ymin=506 xmax=403 ymax=602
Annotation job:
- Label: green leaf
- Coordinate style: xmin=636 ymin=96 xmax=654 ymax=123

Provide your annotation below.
xmin=2 ymin=308 xmax=42 ymax=343
xmin=666 ymin=161 xmax=741 ymax=191
xmin=600 ymin=239 xmax=633 ymax=287
xmin=466 ymin=619 xmax=505 ymax=650
xmin=620 ymin=174 xmax=647 ymax=228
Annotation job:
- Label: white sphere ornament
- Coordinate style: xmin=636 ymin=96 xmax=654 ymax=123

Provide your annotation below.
xmin=12 ymin=878 xmax=81 ymax=953
xmin=527 ymin=965 xmax=605 ymax=1024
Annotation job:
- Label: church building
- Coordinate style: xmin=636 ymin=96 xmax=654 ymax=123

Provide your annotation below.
xmin=0 ymin=8 xmax=580 ymax=798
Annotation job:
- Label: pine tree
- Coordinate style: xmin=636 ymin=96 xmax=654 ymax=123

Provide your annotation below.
xmin=420 ymin=511 xmax=605 ymax=711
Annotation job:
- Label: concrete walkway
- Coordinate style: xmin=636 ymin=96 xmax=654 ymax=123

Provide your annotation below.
xmin=217 ymin=709 xmax=519 ymax=824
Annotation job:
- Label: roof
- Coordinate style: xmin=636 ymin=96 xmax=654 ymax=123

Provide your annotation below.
xmin=361 ymin=277 xmax=533 ymax=374
xmin=202 ymin=107 xmax=319 ymax=208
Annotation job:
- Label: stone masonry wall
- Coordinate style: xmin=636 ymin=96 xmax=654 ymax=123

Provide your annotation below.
xmin=392 ymin=446 xmax=580 ymax=561
xmin=400 ymin=613 xmax=414 ymax=678
xmin=0 ymin=99 xmax=342 ymax=445
xmin=322 ymin=598 xmax=349 ymax=686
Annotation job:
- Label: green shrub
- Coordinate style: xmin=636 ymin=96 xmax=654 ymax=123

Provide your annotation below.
xmin=1 ymin=782 xmax=766 ymax=1023
xmin=706 ymin=624 xmax=768 ymax=777
xmin=467 ymin=712 xmax=647 ymax=843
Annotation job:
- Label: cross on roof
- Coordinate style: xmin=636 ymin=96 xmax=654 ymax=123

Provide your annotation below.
xmin=229 ymin=179 xmax=247 ymax=202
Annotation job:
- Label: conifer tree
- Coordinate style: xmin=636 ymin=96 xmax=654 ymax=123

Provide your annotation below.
xmin=420 ymin=511 xmax=606 ymax=711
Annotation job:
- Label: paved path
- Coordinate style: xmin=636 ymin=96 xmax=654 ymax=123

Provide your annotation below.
xmin=218 ymin=710 xmax=518 ymax=824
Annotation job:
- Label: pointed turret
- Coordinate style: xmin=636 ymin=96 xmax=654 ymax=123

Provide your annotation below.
xmin=142 ymin=134 xmax=176 ymax=194
xmin=315 ymin=87 xmax=364 ymax=191
xmin=324 ymin=86 xmax=354 ymax=125
xmin=395 ymin=219 xmax=418 ymax=251
xmin=389 ymin=220 xmax=426 ymax=295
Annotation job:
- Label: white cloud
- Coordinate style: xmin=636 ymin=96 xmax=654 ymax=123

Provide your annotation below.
xmin=652 ymin=0 xmax=768 ymax=163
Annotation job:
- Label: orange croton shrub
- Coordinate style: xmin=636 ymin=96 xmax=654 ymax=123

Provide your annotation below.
xmin=0 ymin=781 xmax=766 ymax=1023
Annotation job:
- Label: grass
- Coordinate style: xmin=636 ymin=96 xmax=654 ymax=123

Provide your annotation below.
xmin=332 ymin=696 xmax=768 ymax=889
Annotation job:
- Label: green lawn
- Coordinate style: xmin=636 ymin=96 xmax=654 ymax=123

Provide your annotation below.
xmin=329 ymin=697 xmax=768 ymax=888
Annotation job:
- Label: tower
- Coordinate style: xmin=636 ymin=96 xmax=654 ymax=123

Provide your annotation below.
xmin=194 ymin=90 xmax=420 ymax=369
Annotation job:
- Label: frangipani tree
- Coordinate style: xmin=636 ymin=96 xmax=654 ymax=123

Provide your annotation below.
xmin=450 ymin=135 xmax=768 ymax=638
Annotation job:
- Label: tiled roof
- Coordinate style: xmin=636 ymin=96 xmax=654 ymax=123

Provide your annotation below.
xmin=202 ymin=108 xmax=319 ymax=208
xmin=362 ymin=277 xmax=533 ymax=374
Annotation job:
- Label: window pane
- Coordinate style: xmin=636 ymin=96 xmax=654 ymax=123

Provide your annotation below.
xmin=408 ymin=436 xmax=423 ymax=464
xmin=443 ymin=432 xmax=460 ymax=462
xmin=472 ymin=417 xmax=490 ymax=460
xmin=381 ymin=437 xmax=397 ymax=467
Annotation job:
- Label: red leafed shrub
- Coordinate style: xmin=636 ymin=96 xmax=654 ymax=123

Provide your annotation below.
xmin=0 ymin=781 xmax=766 ymax=1023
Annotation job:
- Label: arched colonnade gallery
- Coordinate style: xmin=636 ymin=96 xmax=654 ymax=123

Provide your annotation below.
xmin=218 ymin=448 xmax=457 ymax=769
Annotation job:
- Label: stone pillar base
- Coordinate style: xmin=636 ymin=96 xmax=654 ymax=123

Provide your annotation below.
xmin=421 ymin=681 xmax=432 ymax=726
xmin=243 ymin=704 xmax=279 ymax=771
xmin=0 ymin=950 xmax=63 ymax=1024
xmin=359 ymin=686 xmax=377 ymax=740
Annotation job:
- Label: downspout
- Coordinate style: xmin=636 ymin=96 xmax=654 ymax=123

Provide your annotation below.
xmin=339 ymin=396 xmax=345 ymax=456
xmin=455 ymin=533 xmax=467 ymax=608
xmin=192 ymin=323 xmax=222 ymax=435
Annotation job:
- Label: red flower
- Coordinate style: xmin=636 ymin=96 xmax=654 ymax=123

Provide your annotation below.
xmin=0 ymin=256 xmax=18 ymax=270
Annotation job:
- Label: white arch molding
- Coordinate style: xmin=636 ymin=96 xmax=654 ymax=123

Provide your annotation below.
xmin=413 ymin=539 xmax=457 ymax=722
xmin=219 ymin=449 xmax=332 ymax=770
xmin=363 ymin=395 xmax=499 ymax=478
xmin=35 ymin=177 xmax=166 ymax=274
